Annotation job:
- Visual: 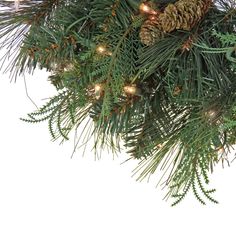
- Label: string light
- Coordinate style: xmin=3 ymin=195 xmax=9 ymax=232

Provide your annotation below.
xmin=96 ymin=45 xmax=112 ymax=56
xmin=205 ymin=110 xmax=218 ymax=120
xmin=203 ymin=107 xmax=223 ymax=125
xmin=148 ymin=15 xmax=157 ymax=21
xmin=96 ymin=45 xmax=106 ymax=54
xmin=94 ymin=84 xmax=103 ymax=92
xmin=124 ymin=85 xmax=141 ymax=96
xmin=94 ymin=83 xmax=104 ymax=100
xmin=217 ymin=147 xmax=225 ymax=153
xmin=63 ymin=63 xmax=74 ymax=72
xmin=139 ymin=2 xmax=157 ymax=15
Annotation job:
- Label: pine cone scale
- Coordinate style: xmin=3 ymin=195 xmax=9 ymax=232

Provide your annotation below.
xmin=140 ymin=0 xmax=213 ymax=45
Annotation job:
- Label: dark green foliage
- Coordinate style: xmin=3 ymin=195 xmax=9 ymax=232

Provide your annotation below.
xmin=1 ymin=0 xmax=236 ymax=205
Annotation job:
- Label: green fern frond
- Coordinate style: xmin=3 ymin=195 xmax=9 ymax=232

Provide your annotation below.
xmin=21 ymin=89 xmax=91 ymax=141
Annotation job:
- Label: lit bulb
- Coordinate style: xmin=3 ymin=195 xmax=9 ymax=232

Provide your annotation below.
xmin=214 ymin=143 xmax=223 ymax=152
xmin=96 ymin=45 xmax=106 ymax=54
xmin=124 ymin=85 xmax=141 ymax=96
xmin=106 ymin=51 xmax=113 ymax=56
xmin=94 ymin=83 xmax=104 ymax=100
xmin=63 ymin=63 xmax=74 ymax=72
xmin=149 ymin=15 xmax=157 ymax=21
xmin=203 ymin=107 xmax=222 ymax=124
xmin=96 ymin=45 xmax=112 ymax=56
xmin=218 ymin=147 xmax=225 ymax=153
xmin=94 ymin=84 xmax=103 ymax=92
xmin=139 ymin=3 xmax=157 ymax=15
xmin=205 ymin=110 xmax=217 ymax=120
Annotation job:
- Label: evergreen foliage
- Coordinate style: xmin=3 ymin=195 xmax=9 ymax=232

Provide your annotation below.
xmin=0 ymin=0 xmax=236 ymax=205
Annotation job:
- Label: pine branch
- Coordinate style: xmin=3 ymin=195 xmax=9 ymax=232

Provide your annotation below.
xmin=1 ymin=0 xmax=236 ymax=205
xmin=21 ymin=89 xmax=91 ymax=141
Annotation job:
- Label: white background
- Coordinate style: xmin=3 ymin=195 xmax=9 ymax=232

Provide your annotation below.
xmin=0 ymin=68 xmax=236 ymax=236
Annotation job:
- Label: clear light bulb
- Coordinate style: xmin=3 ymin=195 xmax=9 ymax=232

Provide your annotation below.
xmin=139 ymin=3 xmax=157 ymax=15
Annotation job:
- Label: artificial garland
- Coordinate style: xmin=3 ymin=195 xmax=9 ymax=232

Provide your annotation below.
xmin=0 ymin=0 xmax=236 ymax=206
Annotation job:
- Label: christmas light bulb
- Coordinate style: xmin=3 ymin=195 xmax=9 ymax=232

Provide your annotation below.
xmin=96 ymin=45 xmax=106 ymax=54
xmin=204 ymin=108 xmax=222 ymax=124
xmin=63 ymin=63 xmax=74 ymax=72
xmin=107 ymin=51 xmax=113 ymax=56
xmin=124 ymin=85 xmax=141 ymax=96
xmin=94 ymin=84 xmax=103 ymax=92
xmin=139 ymin=3 xmax=157 ymax=15
xmin=96 ymin=45 xmax=112 ymax=56
xmin=218 ymin=147 xmax=225 ymax=153
xmin=205 ymin=110 xmax=217 ymax=119
xmin=94 ymin=84 xmax=104 ymax=100
xmin=149 ymin=15 xmax=157 ymax=21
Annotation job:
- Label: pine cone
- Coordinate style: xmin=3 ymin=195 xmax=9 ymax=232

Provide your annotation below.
xmin=140 ymin=17 xmax=163 ymax=46
xmin=159 ymin=0 xmax=212 ymax=33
